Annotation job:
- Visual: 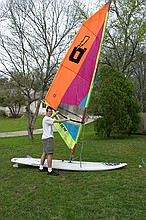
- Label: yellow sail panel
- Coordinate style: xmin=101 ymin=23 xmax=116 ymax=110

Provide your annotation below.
xmin=54 ymin=114 xmax=79 ymax=149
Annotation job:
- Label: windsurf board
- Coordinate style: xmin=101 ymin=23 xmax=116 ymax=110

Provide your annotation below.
xmin=11 ymin=157 xmax=127 ymax=171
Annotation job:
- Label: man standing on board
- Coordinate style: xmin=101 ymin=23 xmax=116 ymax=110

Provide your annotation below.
xmin=39 ymin=106 xmax=69 ymax=176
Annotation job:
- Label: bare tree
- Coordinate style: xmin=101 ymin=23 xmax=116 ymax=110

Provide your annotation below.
xmin=100 ymin=0 xmax=146 ymax=112
xmin=131 ymin=47 xmax=146 ymax=112
xmin=0 ymin=0 xmax=84 ymax=139
xmin=101 ymin=0 xmax=146 ymax=75
xmin=0 ymin=76 xmax=26 ymax=117
xmin=0 ymin=0 xmax=6 ymax=21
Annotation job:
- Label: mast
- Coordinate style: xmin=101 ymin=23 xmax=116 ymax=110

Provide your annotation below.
xmin=69 ymin=1 xmax=111 ymax=161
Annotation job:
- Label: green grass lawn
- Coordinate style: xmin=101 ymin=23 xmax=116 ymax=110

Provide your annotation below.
xmin=0 ymin=122 xmax=146 ymax=220
xmin=0 ymin=115 xmax=44 ymax=132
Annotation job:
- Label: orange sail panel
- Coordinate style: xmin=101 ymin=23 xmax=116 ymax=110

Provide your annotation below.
xmin=45 ymin=3 xmax=110 ymax=110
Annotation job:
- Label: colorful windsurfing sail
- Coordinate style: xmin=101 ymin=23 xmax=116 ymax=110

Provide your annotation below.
xmin=45 ymin=1 xmax=111 ymax=153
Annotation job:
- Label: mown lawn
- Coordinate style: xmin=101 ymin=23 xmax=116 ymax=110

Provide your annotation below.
xmin=0 ymin=115 xmax=44 ymax=132
xmin=0 ymin=122 xmax=146 ymax=220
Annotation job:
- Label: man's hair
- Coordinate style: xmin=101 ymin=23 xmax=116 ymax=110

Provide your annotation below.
xmin=46 ymin=106 xmax=53 ymax=112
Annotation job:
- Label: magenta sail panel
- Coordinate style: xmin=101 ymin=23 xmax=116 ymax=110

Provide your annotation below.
xmin=61 ymin=24 xmax=104 ymax=106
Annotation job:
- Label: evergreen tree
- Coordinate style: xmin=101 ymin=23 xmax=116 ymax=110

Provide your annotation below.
xmin=90 ymin=65 xmax=140 ymax=137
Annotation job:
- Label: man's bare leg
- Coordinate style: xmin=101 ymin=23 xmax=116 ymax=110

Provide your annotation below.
xmin=47 ymin=154 xmax=53 ymax=172
xmin=41 ymin=152 xmax=46 ymax=165
xmin=47 ymin=154 xmax=58 ymax=176
xmin=39 ymin=152 xmax=46 ymax=170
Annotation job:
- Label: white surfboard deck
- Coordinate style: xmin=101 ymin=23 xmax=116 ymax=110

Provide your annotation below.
xmin=11 ymin=157 xmax=127 ymax=171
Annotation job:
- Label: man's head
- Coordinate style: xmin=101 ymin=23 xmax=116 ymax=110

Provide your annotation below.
xmin=46 ymin=106 xmax=53 ymax=116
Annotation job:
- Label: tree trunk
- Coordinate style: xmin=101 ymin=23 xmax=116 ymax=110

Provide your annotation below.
xmin=26 ymin=99 xmax=42 ymax=140
xmin=26 ymin=105 xmax=34 ymax=140
xmin=28 ymin=126 xmax=34 ymax=140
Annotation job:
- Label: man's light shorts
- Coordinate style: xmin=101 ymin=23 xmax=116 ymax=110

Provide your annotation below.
xmin=42 ymin=137 xmax=54 ymax=154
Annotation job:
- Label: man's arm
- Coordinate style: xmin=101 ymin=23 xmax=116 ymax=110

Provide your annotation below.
xmin=51 ymin=111 xmax=70 ymax=123
xmin=54 ymin=118 xmax=70 ymax=123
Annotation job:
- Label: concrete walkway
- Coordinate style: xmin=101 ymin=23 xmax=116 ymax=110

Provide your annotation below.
xmin=0 ymin=128 xmax=43 ymax=138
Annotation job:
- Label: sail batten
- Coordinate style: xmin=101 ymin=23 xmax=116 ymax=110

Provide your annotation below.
xmin=45 ymin=2 xmax=111 ymax=150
